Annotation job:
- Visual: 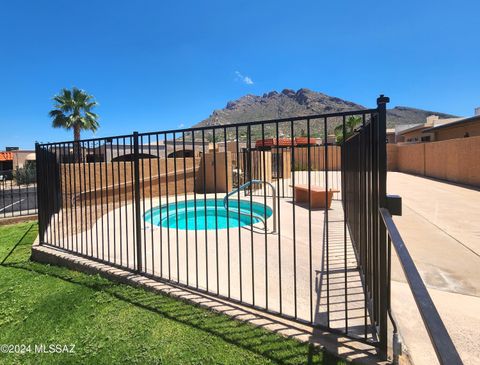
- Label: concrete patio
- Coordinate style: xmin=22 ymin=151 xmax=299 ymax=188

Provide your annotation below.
xmin=388 ymin=172 xmax=480 ymax=365
xmin=43 ymin=174 xmax=374 ymax=339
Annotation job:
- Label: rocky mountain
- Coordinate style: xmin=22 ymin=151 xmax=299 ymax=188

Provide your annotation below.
xmin=193 ymin=88 xmax=457 ymax=133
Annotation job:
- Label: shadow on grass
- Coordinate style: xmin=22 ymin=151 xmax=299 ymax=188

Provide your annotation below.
xmin=1 ymin=236 xmax=345 ymax=365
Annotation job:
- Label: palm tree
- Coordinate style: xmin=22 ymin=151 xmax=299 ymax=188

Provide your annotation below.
xmin=49 ymin=88 xmax=99 ymax=161
xmin=334 ymin=116 xmax=362 ymax=144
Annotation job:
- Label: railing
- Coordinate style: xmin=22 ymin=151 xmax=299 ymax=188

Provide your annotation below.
xmin=380 ymin=208 xmax=463 ymax=365
xmin=0 ymin=169 xmax=37 ymax=218
xmin=223 ymin=179 xmax=277 ymax=233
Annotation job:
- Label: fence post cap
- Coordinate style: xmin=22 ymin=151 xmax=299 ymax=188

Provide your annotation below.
xmin=377 ymin=95 xmax=390 ymax=104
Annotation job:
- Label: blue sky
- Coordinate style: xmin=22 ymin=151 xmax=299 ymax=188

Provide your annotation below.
xmin=1 ymin=0 xmax=479 ymax=149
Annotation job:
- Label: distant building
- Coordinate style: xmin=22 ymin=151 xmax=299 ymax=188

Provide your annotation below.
xmin=0 ymin=149 xmax=35 ymax=172
xmin=396 ymin=123 xmax=435 ymax=143
xmin=395 ymin=109 xmax=480 ymax=143
xmin=422 ymin=113 xmax=480 ymax=141
xmin=386 ymin=128 xmax=396 ymax=143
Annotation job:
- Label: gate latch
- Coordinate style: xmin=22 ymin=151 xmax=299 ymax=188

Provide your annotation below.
xmin=386 ymin=195 xmax=402 ymax=216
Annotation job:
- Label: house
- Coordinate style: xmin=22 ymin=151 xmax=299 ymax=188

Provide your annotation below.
xmin=386 ymin=128 xmax=396 ymax=143
xmin=0 ymin=147 xmax=36 ymax=173
xmin=396 ymin=123 xmax=435 ymax=143
xmin=395 ymin=112 xmax=477 ymax=143
xmin=422 ymin=111 xmax=480 ymax=141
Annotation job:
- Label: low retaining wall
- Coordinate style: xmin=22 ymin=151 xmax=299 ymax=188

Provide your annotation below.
xmin=387 ymin=136 xmax=480 ymax=186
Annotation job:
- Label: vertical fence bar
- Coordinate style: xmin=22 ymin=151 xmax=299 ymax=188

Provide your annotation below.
xmin=173 ymin=133 xmax=180 ymax=282
xmin=164 ymin=133 xmax=171 ymax=280
xmin=141 ymin=136 xmax=147 ymax=273
xmin=191 ymin=131 xmax=198 ymax=288
xmin=377 ymin=95 xmax=389 ymax=356
xmin=290 ymin=120 xmax=297 ymax=319
xmin=212 ymin=129 xmax=219 ymax=295
xmin=182 ymin=132 xmax=189 ymax=285
xmin=342 ymin=115 xmax=349 ymax=333
xmin=148 ymin=135 xmax=154 ymax=276
xmin=261 ymin=123 xmax=268 ymax=310
xmin=117 ymin=140 xmax=123 ymax=267
xmin=275 ymin=122 xmax=282 ymax=315
xmin=224 ymin=127 xmax=231 ymax=298
xmin=236 ymin=126 xmax=243 ymax=302
xmin=155 ymin=134 xmax=162 ymax=276
xmin=133 ymin=132 xmax=143 ymax=273
xmin=35 ymin=143 xmax=45 ymax=244
xmin=202 ymin=130 xmax=208 ymax=291
xmin=247 ymin=125 xmax=255 ymax=305
xmin=324 ymin=117 xmax=330 ymax=327
xmin=307 ymin=119 xmax=313 ymax=323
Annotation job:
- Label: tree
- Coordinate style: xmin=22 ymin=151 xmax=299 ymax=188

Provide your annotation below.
xmin=49 ymin=88 xmax=99 ymax=160
xmin=334 ymin=116 xmax=362 ymax=143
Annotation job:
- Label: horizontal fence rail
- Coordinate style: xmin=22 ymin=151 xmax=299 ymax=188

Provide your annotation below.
xmin=0 ymin=169 xmax=37 ymax=218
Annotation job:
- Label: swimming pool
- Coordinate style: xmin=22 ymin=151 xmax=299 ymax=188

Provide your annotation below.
xmin=144 ymin=198 xmax=273 ymax=230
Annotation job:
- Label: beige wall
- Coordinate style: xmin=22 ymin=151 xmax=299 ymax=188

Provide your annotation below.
xmin=196 ymin=152 xmax=233 ymax=193
xmin=61 ymin=158 xmax=198 ymax=206
xmin=396 ymin=143 xmax=426 ymax=175
xmin=424 ymin=136 xmax=480 ymax=185
xmin=12 ymin=150 xmax=35 ymax=169
xmin=387 ymin=136 xmax=480 ymax=186
xmin=293 ymin=145 xmax=341 ymax=171
xmin=387 ymin=144 xmax=398 ymax=171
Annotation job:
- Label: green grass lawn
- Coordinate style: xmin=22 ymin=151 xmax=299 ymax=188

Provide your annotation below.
xmin=0 ymin=222 xmax=347 ymax=365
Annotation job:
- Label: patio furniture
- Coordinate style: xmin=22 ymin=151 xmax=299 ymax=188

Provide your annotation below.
xmin=290 ymin=184 xmax=339 ymax=209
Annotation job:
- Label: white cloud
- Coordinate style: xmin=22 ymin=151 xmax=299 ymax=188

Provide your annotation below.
xmin=178 ymin=123 xmax=185 ymax=128
xmin=235 ymin=71 xmax=254 ymax=85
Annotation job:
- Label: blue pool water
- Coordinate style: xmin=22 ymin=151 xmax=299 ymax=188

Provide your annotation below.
xmin=144 ymin=198 xmax=272 ymax=230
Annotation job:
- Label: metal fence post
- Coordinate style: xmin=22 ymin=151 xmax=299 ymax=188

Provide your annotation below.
xmin=133 ymin=132 xmax=142 ymax=272
xmin=377 ymin=94 xmax=389 ymax=356
xmin=35 ymin=142 xmax=44 ymax=244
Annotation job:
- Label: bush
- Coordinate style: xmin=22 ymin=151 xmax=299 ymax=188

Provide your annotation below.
xmin=13 ymin=162 xmax=36 ymax=185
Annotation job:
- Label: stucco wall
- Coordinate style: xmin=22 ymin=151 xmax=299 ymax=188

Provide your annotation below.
xmin=293 ymin=145 xmax=341 ymax=171
xmin=425 ymin=136 xmax=480 ymax=186
xmin=60 ymin=158 xmax=198 ymax=206
xmin=196 ymin=152 xmax=233 ymax=193
xmin=387 ymin=136 xmax=480 ymax=186
xmin=387 ymin=144 xmax=398 ymax=171
xmin=396 ymin=143 xmax=426 ymax=175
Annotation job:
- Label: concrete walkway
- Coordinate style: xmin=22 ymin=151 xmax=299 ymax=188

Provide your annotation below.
xmin=388 ymin=172 xmax=480 ymax=365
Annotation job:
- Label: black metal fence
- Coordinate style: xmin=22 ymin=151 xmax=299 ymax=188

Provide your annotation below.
xmin=342 ymin=96 xmax=389 ymax=353
xmin=342 ymin=96 xmax=462 ymax=364
xmin=0 ymin=169 xmax=37 ymax=218
xmin=36 ymin=96 xmax=463 ymax=362
xmin=37 ymin=108 xmax=380 ymax=342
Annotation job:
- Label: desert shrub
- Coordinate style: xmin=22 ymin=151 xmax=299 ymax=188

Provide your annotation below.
xmin=13 ymin=162 xmax=36 ymax=185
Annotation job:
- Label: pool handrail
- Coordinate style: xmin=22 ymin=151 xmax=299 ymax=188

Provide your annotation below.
xmin=223 ymin=179 xmax=276 ymax=233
